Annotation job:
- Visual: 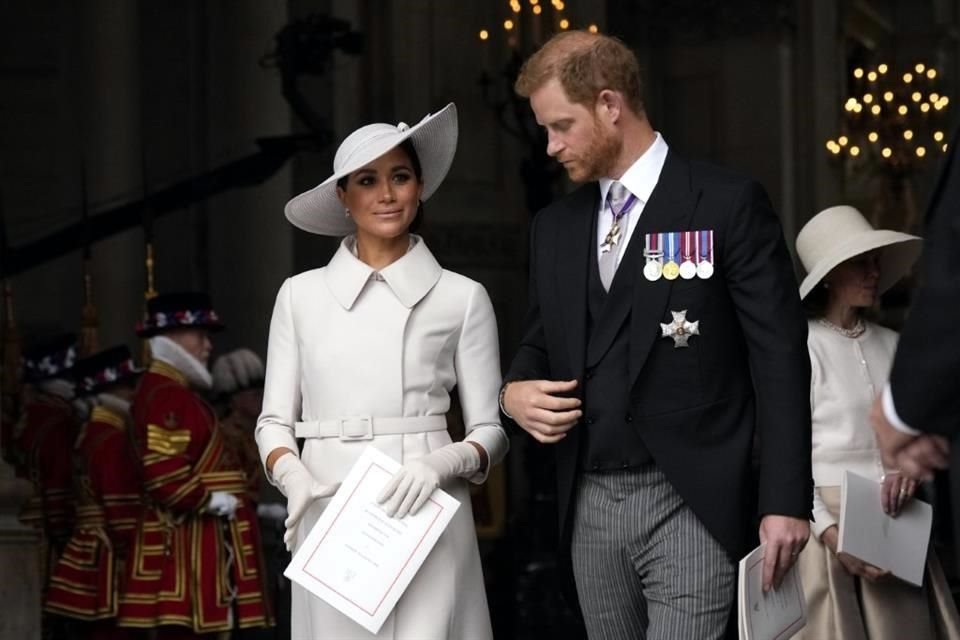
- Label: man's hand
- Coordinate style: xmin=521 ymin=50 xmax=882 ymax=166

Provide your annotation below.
xmin=880 ymin=471 xmax=917 ymax=516
xmin=503 ymin=379 xmax=582 ymax=444
xmin=821 ymin=526 xmax=889 ymax=581
xmin=869 ymin=395 xmax=918 ymax=469
xmin=758 ymin=515 xmax=809 ymax=592
xmin=895 ymin=435 xmax=951 ymax=482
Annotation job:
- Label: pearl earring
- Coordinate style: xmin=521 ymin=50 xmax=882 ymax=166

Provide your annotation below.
xmin=344 ymin=208 xmax=351 ymax=218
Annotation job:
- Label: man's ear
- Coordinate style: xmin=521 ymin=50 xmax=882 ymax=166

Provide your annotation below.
xmin=596 ymin=89 xmax=622 ymax=124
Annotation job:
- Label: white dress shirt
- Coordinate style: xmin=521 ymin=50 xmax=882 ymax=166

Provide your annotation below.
xmin=596 ymin=132 xmax=669 ymax=268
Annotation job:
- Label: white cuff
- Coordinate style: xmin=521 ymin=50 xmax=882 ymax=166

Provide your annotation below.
xmin=882 ymin=382 xmax=922 ymax=436
xmin=255 ymin=424 xmax=300 ymax=486
xmin=463 ymin=424 xmax=509 ymax=484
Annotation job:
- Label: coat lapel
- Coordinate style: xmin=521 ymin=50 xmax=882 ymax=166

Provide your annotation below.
xmin=553 ymin=186 xmax=597 ymax=380
xmin=628 ymin=153 xmax=702 ymax=386
xmin=585 ymin=219 xmax=641 ymax=367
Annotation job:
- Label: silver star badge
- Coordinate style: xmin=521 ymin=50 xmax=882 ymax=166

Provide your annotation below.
xmin=660 ymin=309 xmax=700 ymax=348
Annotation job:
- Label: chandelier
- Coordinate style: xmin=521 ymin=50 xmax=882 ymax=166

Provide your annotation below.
xmin=826 ymin=62 xmax=950 ymax=175
xmin=477 ymin=0 xmax=598 ymax=63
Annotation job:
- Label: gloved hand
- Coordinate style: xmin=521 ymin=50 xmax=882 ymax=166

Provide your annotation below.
xmin=273 ymin=453 xmax=340 ymax=551
xmin=377 ymin=442 xmax=481 ymax=518
xmin=207 ymin=491 xmax=240 ymax=519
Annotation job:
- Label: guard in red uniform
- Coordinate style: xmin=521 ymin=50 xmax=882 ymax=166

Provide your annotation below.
xmin=45 ymin=345 xmax=144 ymax=639
xmin=14 ymin=334 xmax=80 ymax=569
xmin=14 ymin=334 xmax=82 ymax=639
xmin=116 ymin=293 xmax=273 ymax=638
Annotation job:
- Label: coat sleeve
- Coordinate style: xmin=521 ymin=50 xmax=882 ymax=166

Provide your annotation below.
xmin=503 ymin=211 xmax=551 ymax=385
xmin=36 ymin=417 xmax=76 ymax=544
xmin=139 ymin=385 xmax=211 ymax=514
xmin=89 ymin=429 xmax=141 ymax=554
xmin=888 ymin=134 xmax=960 ymax=437
xmin=723 ymin=180 xmax=813 ymax=520
xmin=255 ymin=278 xmax=302 ymax=478
xmin=455 ymin=282 xmax=509 ymax=484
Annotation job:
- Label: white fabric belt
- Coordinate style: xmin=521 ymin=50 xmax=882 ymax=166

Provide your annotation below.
xmin=294 ymin=415 xmax=447 ymax=440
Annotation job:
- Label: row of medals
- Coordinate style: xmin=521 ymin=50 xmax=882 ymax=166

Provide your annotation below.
xmin=603 ymin=222 xmax=715 ymax=281
xmin=643 ymin=249 xmax=714 ymax=281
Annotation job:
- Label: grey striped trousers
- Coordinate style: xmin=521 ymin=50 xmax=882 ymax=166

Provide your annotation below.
xmin=571 ymin=466 xmax=736 ymax=640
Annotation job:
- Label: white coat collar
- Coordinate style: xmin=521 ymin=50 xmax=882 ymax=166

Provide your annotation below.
xmin=325 ymin=234 xmax=442 ymax=310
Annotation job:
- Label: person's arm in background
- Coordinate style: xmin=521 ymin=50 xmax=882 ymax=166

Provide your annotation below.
xmin=873 ymin=129 xmax=960 ymax=477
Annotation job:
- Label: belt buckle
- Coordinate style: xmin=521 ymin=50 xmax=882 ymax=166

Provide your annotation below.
xmin=338 ymin=416 xmax=374 ymax=441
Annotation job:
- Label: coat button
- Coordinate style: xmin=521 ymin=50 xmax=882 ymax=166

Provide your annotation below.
xmin=586 ymin=416 xmax=596 ymax=425
xmin=625 ymin=413 xmax=633 ymax=422
xmin=585 ymin=369 xmax=595 ymax=380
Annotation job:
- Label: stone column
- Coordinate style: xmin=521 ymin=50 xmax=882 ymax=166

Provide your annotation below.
xmin=76 ymin=0 xmax=145 ymax=349
xmin=205 ymin=0 xmax=293 ymax=355
xmin=0 ymin=462 xmax=39 ymax=637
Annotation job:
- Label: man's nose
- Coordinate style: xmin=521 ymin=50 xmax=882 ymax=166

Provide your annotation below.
xmin=546 ymin=134 xmax=563 ymax=157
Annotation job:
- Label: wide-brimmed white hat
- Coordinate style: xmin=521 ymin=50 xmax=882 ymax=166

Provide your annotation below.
xmin=796 ymin=205 xmax=922 ymax=299
xmin=284 ymin=103 xmax=458 ymax=236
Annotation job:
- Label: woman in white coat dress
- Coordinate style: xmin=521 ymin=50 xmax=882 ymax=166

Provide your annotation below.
xmin=255 ymin=103 xmax=509 ymax=640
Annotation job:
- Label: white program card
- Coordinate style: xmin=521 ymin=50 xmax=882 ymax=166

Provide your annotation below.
xmin=739 ymin=544 xmax=807 ymax=640
xmin=284 ymin=445 xmax=460 ymax=634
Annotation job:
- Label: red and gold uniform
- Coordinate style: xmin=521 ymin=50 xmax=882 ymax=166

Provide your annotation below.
xmin=117 ymin=360 xmax=273 ymax=634
xmin=218 ymin=412 xmax=262 ymax=500
xmin=14 ymin=390 xmax=78 ymax=553
xmin=44 ymin=403 xmax=141 ymax=632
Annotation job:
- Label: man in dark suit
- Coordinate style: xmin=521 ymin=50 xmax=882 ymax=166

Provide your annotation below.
xmin=500 ymin=31 xmax=812 ymax=639
xmin=871 ymin=130 xmax=960 ymax=480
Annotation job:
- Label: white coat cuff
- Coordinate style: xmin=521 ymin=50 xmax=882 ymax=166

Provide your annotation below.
xmin=882 ymin=382 xmax=922 ymax=436
xmin=464 ymin=424 xmax=509 ymax=484
xmin=256 ymin=426 xmax=299 ymax=486
xmin=811 ymin=490 xmax=837 ymax=540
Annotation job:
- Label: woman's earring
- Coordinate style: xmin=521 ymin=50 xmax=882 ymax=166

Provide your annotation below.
xmin=344 ymin=208 xmax=351 ymax=218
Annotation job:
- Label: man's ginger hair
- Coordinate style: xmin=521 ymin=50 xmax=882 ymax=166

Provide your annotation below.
xmin=514 ymin=30 xmax=644 ymax=114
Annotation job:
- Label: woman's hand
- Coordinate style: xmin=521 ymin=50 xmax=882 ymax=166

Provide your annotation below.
xmin=377 ymin=442 xmax=482 ymax=518
xmin=881 ymin=471 xmax=917 ymax=517
xmin=272 ymin=453 xmax=340 ymax=551
xmin=821 ymin=525 xmax=889 ymax=581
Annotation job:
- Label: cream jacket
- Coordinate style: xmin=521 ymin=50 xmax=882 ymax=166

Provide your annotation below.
xmin=807 ymin=319 xmax=898 ymax=539
xmin=256 ymin=235 xmax=507 ymax=639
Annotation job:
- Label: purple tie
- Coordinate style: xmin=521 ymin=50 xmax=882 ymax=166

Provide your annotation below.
xmin=599 ymin=181 xmax=637 ymax=290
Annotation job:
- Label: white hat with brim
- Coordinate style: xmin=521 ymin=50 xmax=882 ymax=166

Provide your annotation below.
xmin=284 ymin=103 xmax=458 ymax=236
xmin=796 ymin=205 xmax=922 ymax=300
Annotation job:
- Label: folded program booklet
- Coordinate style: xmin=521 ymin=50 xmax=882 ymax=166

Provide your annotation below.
xmin=838 ymin=470 xmax=932 ymax=587
xmin=738 ymin=544 xmax=806 ymax=640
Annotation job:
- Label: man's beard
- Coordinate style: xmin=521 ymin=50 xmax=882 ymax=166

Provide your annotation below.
xmin=566 ymin=119 xmax=622 ymax=183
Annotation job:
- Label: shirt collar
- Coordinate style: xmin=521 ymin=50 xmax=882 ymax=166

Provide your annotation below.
xmin=325 ymin=234 xmax=443 ymax=310
xmin=598 ymin=131 xmax=669 ymax=206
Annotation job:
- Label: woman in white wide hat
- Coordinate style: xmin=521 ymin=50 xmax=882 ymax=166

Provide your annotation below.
xmin=793 ymin=205 xmax=960 ymax=640
xmin=255 ymin=103 xmax=508 ymax=639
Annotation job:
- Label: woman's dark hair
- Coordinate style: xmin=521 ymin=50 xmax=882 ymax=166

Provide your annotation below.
xmin=337 ymin=139 xmax=426 ymax=232
xmin=802 ymin=282 xmax=830 ymax=318
xmin=802 ymin=278 xmax=874 ymax=321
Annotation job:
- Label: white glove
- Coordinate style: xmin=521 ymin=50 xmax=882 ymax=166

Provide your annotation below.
xmin=207 ymin=491 xmax=240 ymax=519
xmin=377 ymin=442 xmax=482 ymax=518
xmin=273 ymin=453 xmax=340 ymax=551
